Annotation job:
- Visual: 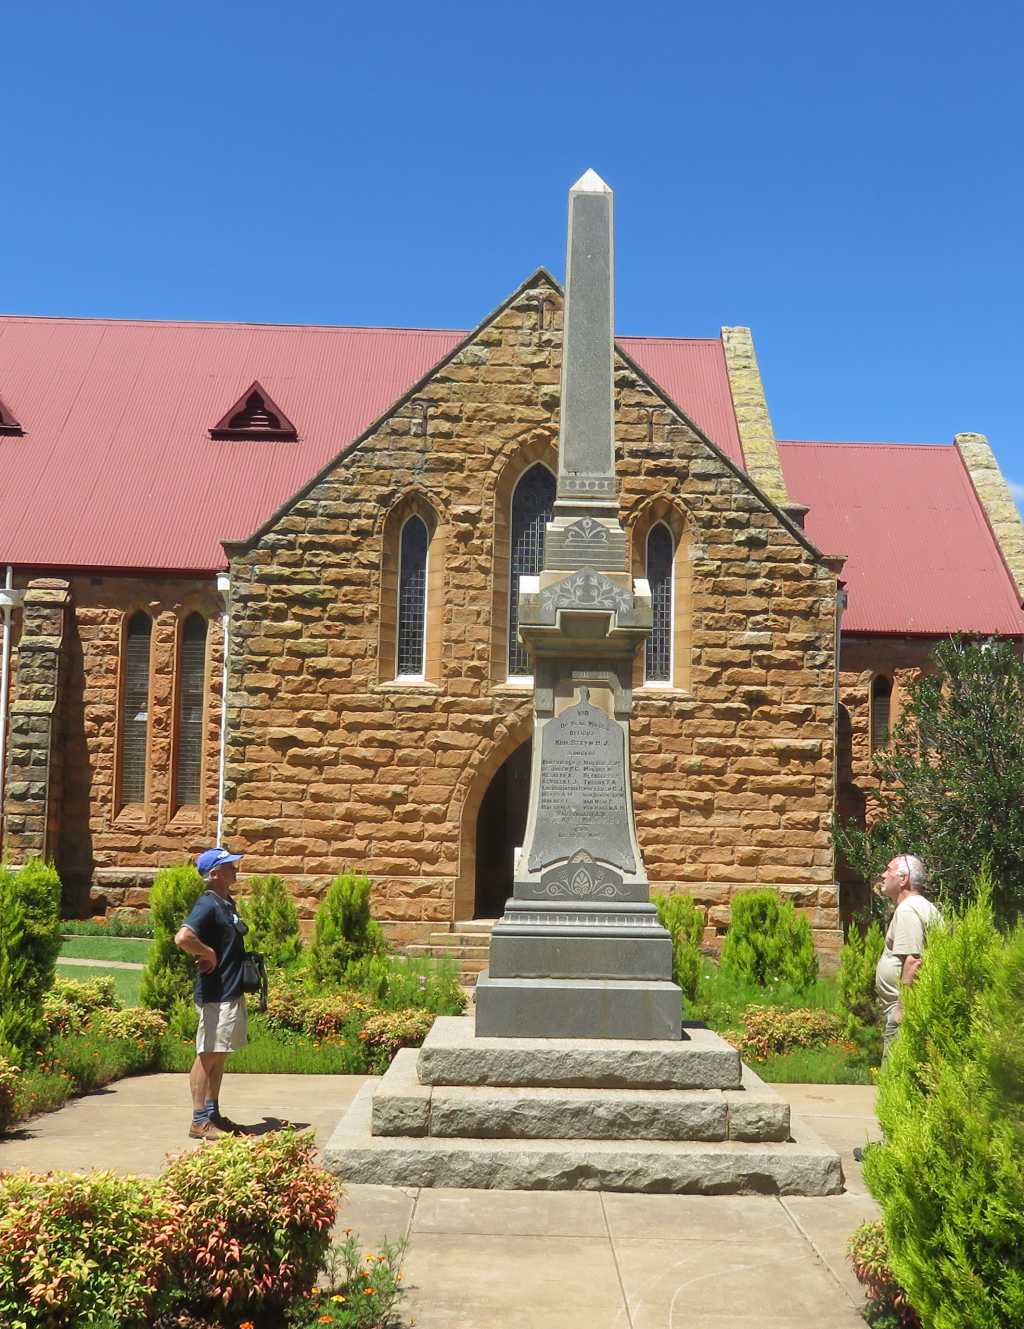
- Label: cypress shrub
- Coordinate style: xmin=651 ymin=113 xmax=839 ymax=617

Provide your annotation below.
xmin=837 ymin=918 xmax=885 ymax=1037
xmin=13 ymin=859 xmax=62 ymax=1008
xmin=140 ymin=864 xmax=204 ymax=1014
xmin=719 ymin=889 xmax=818 ymax=991
xmin=0 ymin=871 xmax=40 ymax=1061
xmin=308 ymin=872 xmax=387 ymax=988
xmin=652 ymin=891 xmax=704 ymax=1001
xmin=238 ymin=873 xmax=302 ymax=971
xmin=863 ymin=868 xmax=1024 ymax=1329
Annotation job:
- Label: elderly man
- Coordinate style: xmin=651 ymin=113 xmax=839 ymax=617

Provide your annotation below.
xmin=874 ymin=853 xmax=941 ymax=1057
xmin=174 ymin=847 xmax=249 ymax=1141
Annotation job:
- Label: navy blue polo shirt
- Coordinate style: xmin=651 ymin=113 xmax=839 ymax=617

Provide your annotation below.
xmin=182 ymin=890 xmax=247 ymax=1003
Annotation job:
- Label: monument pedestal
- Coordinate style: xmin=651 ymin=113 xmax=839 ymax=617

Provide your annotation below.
xmin=324 ymin=1017 xmax=845 ymax=1196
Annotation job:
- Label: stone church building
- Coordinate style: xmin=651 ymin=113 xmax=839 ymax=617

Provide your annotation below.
xmin=2 ymin=269 xmax=1023 ymax=967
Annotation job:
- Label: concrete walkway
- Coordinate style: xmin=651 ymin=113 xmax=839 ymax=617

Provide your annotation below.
xmin=0 ymin=1074 xmax=881 ymax=1328
xmin=56 ymin=956 xmax=145 ymax=971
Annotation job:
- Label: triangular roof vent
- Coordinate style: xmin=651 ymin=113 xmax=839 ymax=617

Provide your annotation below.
xmin=0 ymin=395 xmax=24 ymax=437
xmin=210 ymin=381 xmax=297 ymax=440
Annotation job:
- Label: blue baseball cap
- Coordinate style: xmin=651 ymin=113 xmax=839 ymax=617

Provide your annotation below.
xmin=196 ymin=847 xmax=243 ymax=877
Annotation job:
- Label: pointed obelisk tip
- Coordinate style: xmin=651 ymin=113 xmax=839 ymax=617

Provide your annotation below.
xmin=570 ymin=167 xmax=612 ymax=195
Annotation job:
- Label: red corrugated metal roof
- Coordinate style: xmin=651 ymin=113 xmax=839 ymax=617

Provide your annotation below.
xmin=779 ymin=441 xmax=1024 ymax=636
xmin=0 ymin=314 xmax=739 ymax=573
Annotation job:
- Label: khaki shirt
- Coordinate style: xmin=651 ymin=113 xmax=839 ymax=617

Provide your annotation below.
xmin=875 ymin=893 xmax=941 ymax=1013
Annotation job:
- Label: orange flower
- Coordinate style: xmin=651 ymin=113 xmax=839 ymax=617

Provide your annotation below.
xmin=319 ymin=1317 xmax=333 ymax=1325
xmin=364 ymin=1287 xmax=376 ymax=1295
xmin=240 ymin=1322 xmax=254 ymax=1329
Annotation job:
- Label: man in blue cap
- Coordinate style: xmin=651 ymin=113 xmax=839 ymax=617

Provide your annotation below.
xmin=174 ymin=846 xmax=249 ymax=1140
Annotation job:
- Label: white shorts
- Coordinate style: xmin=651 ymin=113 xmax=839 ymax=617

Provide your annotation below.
xmin=195 ymin=998 xmax=248 ymax=1054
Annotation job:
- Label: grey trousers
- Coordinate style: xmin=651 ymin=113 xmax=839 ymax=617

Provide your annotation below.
xmin=882 ymin=1007 xmax=901 ymax=1060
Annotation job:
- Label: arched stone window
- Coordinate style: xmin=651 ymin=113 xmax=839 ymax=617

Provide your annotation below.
xmin=871 ymin=675 xmax=893 ymax=752
xmin=175 ymin=613 xmax=207 ymax=807
xmin=396 ymin=515 xmax=429 ymax=679
xmin=119 ymin=611 xmax=152 ymax=806
xmin=644 ymin=523 xmax=674 ymax=685
xmin=508 ymin=463 xmax=556 ymax=677
xmin=630 ymin=499 xmax=690 ymax=691
xmin=378 ymin=494 xmax=442 ymax=684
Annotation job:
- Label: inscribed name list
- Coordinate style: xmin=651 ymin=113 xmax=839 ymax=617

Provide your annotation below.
xmin=528 ymin=691 xmax=636 ymax=872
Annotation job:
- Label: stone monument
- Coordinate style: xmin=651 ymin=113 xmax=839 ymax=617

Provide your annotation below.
xmin=474 ymin=168 xmax=681 ymax=1040
xmin=323 ymin=172 xmax=845 ymax=1196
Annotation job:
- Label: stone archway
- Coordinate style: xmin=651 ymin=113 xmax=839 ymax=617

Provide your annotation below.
xmin=472 ymin=738 xmax=532 ymax=918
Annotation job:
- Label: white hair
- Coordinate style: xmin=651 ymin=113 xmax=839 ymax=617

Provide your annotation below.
xmin=896 ymin=853 xmax=929 ymax=892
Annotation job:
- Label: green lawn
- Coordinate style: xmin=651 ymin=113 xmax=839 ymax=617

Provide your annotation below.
xmin=54 ymin=961 xmax=144 ymax=1006
xmin=59 ymin=936 xmax=152 ymax=964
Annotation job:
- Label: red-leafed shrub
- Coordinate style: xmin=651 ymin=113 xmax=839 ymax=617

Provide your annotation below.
xmin=160 ymin=1129 xmax=338 ymax=1316
xmin=848 ymin=1220 xmax=921 ymax=1328
xmin=737 ymin=1005 xmax=843 ymax=1060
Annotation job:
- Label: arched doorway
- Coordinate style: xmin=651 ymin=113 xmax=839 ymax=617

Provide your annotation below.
xmin=474 ymin=738 xmax=531 ymax=917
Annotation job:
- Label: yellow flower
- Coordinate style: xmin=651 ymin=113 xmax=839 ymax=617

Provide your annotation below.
xmin=331 ymin=1294 xmax=346 ymax=1303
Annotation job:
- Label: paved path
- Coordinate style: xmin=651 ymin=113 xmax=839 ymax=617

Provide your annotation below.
xmin=0 ymin=1074 xmax=881 ymax=1329
xmin=56 ymin=956 xmax=144 ymax=971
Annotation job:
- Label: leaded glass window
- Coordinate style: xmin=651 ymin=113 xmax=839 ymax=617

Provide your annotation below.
xmin=508 ymin=464 xmax=555 ymax=676
xmin=644 ymin=523 xmax=673 ymax=685
xmin=396 ymin=516 xmax=428 ymax=677
xmin=120 ymin=611 xmax=151 ymax=804
xmin=175 ymin=613 xmax=207 ymax=806
xmin=871 ymin=675 xmax=893 ymax=751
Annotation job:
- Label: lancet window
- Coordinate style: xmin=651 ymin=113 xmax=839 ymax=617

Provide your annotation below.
xmin=644 ymin=523 xmax=674 ymax=685
xmin=508 ymin=464 xmax=556 ymax=676
xmin=119 ymin=611 xmax=152 ymax=805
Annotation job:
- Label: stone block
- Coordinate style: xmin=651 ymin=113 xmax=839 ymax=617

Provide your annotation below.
xmin=417 ymin=1017 xmax=741 ymax=1090
xmin=371 ymin=1049 xmax=431 ymax=1137
xmin=474 ymin=975 xmax=682 ymax=1041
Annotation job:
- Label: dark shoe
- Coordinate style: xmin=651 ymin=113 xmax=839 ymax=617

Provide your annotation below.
xmin=213 ymin=1113 xmax=245 ymax=1134
xmin=188 ymin=1119 xmax=227 ymax=1142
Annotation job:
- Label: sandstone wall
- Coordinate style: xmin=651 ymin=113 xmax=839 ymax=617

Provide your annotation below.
xmin=224 ymin=276 xmax=844 ymax=958
xmin=0 ymin=574 xmax=225 ymax=910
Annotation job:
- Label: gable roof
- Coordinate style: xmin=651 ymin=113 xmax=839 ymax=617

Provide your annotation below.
xmin=0 ymin=311 xmax=740 ymax=573
xmin=779 ymin=441 xmax=1024 ymax=636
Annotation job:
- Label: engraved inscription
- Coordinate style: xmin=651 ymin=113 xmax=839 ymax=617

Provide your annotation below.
xmin=528 ymin=688 xmax=635 ymax=872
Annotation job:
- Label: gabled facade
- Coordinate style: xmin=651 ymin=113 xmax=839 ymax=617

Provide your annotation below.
xmin=1 ymin=269 xmax=1023 ymax=967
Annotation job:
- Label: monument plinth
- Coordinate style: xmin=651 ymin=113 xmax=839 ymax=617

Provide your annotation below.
xmin=474 ymin=169 xmax=682 ymax=1040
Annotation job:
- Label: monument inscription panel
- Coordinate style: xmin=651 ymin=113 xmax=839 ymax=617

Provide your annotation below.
xmin=528 ymin=688 xmax=635 ymax=872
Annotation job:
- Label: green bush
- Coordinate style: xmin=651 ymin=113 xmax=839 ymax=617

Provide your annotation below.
xmin=837 ymin=918 xmax=885 ymax=1038
xmin=61 ymin=913 xmax=154 ymax=938
xmin=160 ymin=1129 xmax=337 ymax=1318
xmin=719 ymin=889 xmax=818 ymax=991
xmin=737 ymin=1004 xmax=843 ymax=1060
xmin=0 ymin=1169 xmax=172 ymax=1328
xmin=93 ymin=1006 xmax=167 ymax=1054
xmin=13 ymin=860 xmax=63 ymax=1007
xmin=653 ymin=891 xmax=704 ymax=1001
xmin=140 ymin=863 xmax=204 ymax=1013
xmin=43 ymin=974 xmax=121 ymax=1037
xmin=343 ymin=952 xmax=467 ymax=1014
xmin=0 ymin=872 xmax=39 ymax=1060
xmin=238 ymin=873 xmax=302 ymax=971
xmin=863 ymin=870 xmax=1024 ymax=1329
xmin=308 ymin=872 xmax=387 ymax=988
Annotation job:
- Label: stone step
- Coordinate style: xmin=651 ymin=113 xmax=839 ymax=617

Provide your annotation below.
xmin=425 ymin=937 xmax=491 ymax=954
xmin=406 ymin=946 xmax=489 ymax=966
xmin=372 ymin=1049 xmax=789 ymax=1143
xmin=453 ymin=919 xmax=497 ymax=934
xmin=418 ymin=1017 xmax=741 ymax=1091
xmin=324 ymin=1081 xmax=843 ymax=1197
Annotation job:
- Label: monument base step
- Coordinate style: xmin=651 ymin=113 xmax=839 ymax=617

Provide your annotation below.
xmin=418 ymin=1016 xmax=740 ymax=1089
xmin=372 ymin=1048 xmax=790 ymax=1142
xmin=324 ymin=1080 xmax=843 ymax=1196
xmin=474 ymin=974 xmax=682 ymax=1040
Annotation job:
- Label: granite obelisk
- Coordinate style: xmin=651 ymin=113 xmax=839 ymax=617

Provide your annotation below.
xmin=475 ymin=170 xmax=682 ymax=1040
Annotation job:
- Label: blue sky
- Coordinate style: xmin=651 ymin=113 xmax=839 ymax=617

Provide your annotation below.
xmin=4 ymin=1 xmax=1023 ymax=503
